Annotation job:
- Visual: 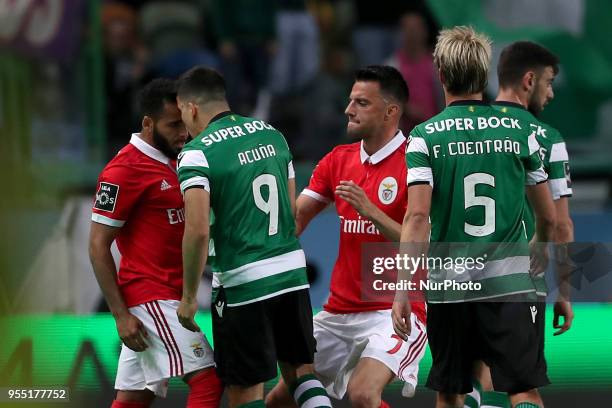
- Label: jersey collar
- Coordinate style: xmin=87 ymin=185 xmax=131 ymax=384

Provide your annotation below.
xmin=210 ymin=110 xmax=233 ymax=124
xmin=492 ymin=100 xmax=527 ymax=111
xmin=448 ymin=100 xmax=489 ymax=106
xmin=360 ymin=131 xmax=406 ymax=165
xmin=130 ymin=133 xmax=170 ymax=164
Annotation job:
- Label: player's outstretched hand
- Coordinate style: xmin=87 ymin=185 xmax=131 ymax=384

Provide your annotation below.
xmin=392 ymin=299 xmax=412 ymax=341
xmin=177 ymin=299 xmax=201 ymax=332
xmin=553 ymin=299 xmax=574 ymax=336
xmin=116 ymin=313 xmax=149 ymax=352
xmin=335 ymin=180 xmax=374 ymax=219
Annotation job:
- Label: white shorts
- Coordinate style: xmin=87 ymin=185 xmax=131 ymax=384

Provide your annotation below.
xmin=114 ymin=300 xmax=215 ymax=397
xmin=313 ymin=309 xmax=427 ymax=399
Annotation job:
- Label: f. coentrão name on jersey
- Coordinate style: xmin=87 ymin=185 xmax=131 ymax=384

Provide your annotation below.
xmin=200 ymin=119 xmax=277 ymax=146
xmin=431 ymin=139 xmax=521 ymax=158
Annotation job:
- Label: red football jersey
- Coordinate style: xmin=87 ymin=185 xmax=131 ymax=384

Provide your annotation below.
xmin=91 ymin=134 xmax=184 ymax=307
xmin=303 ymin=132 xmax=426 ymax=322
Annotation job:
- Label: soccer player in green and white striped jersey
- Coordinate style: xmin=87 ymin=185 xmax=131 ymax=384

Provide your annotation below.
xmin=465 ymin=41 xmax=575 ymax=408
xmin=175 ymin=67 xmax=331 ymax=408
xmin=495 ymin=41 xmax=574 ymax=308
xmin=392 ymin=27 xmax=557 ymax=408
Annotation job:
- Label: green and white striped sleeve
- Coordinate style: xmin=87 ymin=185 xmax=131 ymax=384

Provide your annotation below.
xmin=406 ymin=135 xmax=433 ymax=187
xmin=525 ymin=132 xmax=548 ymax=185
xmin=177 ymin=149 xmax=211 ymax=193
xmin=546 ymin=141 xmax=572 ymax=199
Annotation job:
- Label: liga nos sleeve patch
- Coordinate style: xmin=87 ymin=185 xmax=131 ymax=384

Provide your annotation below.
xmin=94 ymin=182 xmax=119 ymax=212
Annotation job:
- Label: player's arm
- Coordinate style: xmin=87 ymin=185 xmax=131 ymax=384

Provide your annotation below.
xmin=393 ymin=134 xmax=432 ymax=338
xmin=287 ymin=160 xmax=297 ymax=218
xmin=525 ymin=182 xmax=556 ymax=276
xmin=89 ymin=222 xmax=148 ymax=351
xmin=548 ymin=145 xmax=574 ymax=336
xmin=526 ymin=183 xmax=556 ymax=242
xmin=295 ymin=194 xmax=328 ymax=235
xmin=288 ymin=177 xmax=297 ymax=217
xmin=297 ymin=154 xmax=334 ymax=235
xmin=547 ymin=140 xmax=575 ymax=334
xmin=178 ymin=187 xmax=210 ymax=332
xmin=524 ymin=133 xmax=556 ymax=274
xmin=547 ymin=139 xmax=574 ymax=245
xmin=335 ymin=180 xmax=401 ymax=241
xmin=401 ymin=185 xmax=432 ymax=243
xmin=552 ymin=197 xmax=574 ymax=335
xmin=554 ymin=197 xmax=574 ymax=244
xmin=393 ymin=184 xmax=432 ymax=339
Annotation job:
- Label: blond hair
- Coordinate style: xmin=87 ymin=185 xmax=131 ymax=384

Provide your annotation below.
xmin=433 ymin=26 xmax=492 ymax=95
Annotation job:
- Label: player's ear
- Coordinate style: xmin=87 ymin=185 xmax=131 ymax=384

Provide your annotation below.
xmin=386 ymin=103 xmax=400 ymax=120
xmin=523 ymin=71 xmax=535 ymax=92
xmin=142 ymin=115 xmax=154 ymax=135
xmin=189 ymin=102 xmax=198 ymax=120
xmin=438 ymin=69 xmax=447 ymax=91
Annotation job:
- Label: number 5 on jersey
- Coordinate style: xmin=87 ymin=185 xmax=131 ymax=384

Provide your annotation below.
xmin=464 ymin=173 xmax=495 ymax=237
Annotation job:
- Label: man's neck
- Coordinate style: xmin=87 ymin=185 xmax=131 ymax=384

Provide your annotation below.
xmin=138 ymin=130 xmax=154 ymax=147
xmin=362 ymin=127 xmax=398 ymax=156
xmin=445 ymin=91 xmax=483 ymax=106
xmin=495 ymin=87 xmax=528 ymax=109
xmin=194 ymin=103 xmax=230 ymax=135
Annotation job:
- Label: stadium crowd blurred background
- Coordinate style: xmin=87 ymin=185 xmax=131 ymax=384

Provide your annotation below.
xmin=1 ymin=1 xmax=612 ymax=407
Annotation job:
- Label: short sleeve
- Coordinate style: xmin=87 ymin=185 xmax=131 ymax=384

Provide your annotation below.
xmin=524 ymin=131 xmax=547 ymax=185
xmin=288 ymin=160 xmax=295 ymax=179
xmin=91 ymin=165 xmax=143 ymax=227
xmin=178 ymin=148 xmax=211 ymax=193
xmin=546 ymin=141 xmax=572 ymax=199
xmin=301 ymin=152 xmax=334 ymax=203
xmin=406 ymin=135 xmax=433 ymax=186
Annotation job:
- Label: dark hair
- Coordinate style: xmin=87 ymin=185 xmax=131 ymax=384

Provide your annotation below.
xmin=355 ymin=65 xmax=409 ymax=105
xmin=177 ymin=66 xmax=226 ymax=103
xmin=497 ymin=41 xmax=560 ymax=88
xmin=138 ymin=78 xmax=177 ymax=118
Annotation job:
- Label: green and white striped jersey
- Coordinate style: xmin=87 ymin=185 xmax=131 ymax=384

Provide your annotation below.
xmin=493 ymin=101 xmax=573 ymax=296
xmin=178 ymin=112 xmax=308 ymax=307
xmin=406 ymin=101 xmax=547 ymax=302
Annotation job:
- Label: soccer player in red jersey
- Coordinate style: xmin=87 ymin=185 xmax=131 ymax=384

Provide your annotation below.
xmin=266 ymin=66 xmax=427 ymax=408
xmin=89 ymin=79 xmax=222 ymax=408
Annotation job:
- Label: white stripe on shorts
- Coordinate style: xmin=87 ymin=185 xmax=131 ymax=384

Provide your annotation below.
xmin=398 ymin=318 xmax=427 ymax=379
xmin=144 ymin=302 xmax=175 ymax=376
xmin=153 ymin=301 xmax=184 ymax=376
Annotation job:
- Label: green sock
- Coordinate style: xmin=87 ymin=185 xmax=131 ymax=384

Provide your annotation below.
xmin=236 ymin=400 xmax=265 ymax=408
xmin=464 ymin=380 xmax=483 ymax=408
xmin=481 ymin=391 xmax=511 ymax=408
xmin=289 ymin=374 xmax=332 ymax=408
xmin=514 ymin=403 xmax=541 ymax=408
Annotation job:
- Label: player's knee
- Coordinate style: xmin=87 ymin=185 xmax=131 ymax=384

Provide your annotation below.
xmin=347 ymin=382 xmax=380 ymax=408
